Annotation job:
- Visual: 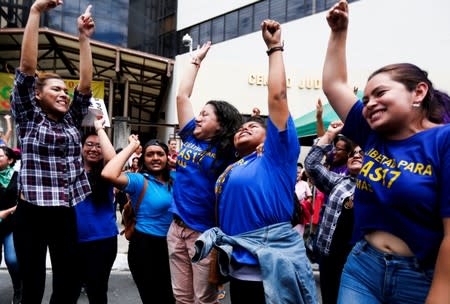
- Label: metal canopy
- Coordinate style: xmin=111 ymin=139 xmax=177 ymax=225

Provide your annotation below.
xmin=0 ymin=27 xmax=175 ymax=125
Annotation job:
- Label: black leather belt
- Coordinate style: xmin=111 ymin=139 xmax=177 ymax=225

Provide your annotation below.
xmin=173 ymin=214 xmax=190 ymax=229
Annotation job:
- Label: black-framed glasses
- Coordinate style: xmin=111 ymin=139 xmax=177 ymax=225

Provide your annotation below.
xmin=333 ymin=147 xmax=347 ymax=153
xmin=85 ymin=142 xmax=101 ymax=149
xmin=348 ymin=149 xmax=364 ymax=158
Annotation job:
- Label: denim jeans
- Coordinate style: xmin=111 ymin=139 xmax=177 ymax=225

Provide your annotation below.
xmin=0 ymin=232 xmax=21 ymax=290
xmin=193 ymin=222 xmax=317 ymax=304
xmin=338 ymin=239 xmax=434 ymax=304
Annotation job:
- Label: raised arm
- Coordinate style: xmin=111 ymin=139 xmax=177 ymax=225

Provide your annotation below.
xmin=322 ymin=0 xmax=358 ymax=122
xmin=77 ymin=5 xmax=95 ymax=94
xmin=426 ymin=218 xmax=450 ymax=303
xmin=2 ymin=115 xmax=13 ymax=145
xmin=20 ymin=0 xmax=63 ymax=75
xmin=101 ymin=134 xmax=140 ymax=189
xmin=316 ymin=121 xmax=343 ymax=146
xmin=261 ymin=20 xmax=289 ymax=130
xmin=305 ymin=121 xmax=344 ymax=194
xmin=176 ymin=42 xmax=211 ymax=129
xmin=316 ymin=98 xmax=326 ymax=137
xmin=94 ymin=117 xmax=115 ymax=163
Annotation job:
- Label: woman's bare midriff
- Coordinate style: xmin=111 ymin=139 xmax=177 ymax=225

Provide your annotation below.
xmin=365 ymin=231 xmax=414 ymax=256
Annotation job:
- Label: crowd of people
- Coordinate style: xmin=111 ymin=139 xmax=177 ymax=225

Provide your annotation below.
xmin=0 ymin=0 xmax=449 ymax=303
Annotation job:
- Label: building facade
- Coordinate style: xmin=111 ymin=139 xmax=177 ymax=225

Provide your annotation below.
xmin=158 ymin=0 xmax=450 ymax=155
xmin=2 ymin=0 xmax=450 ymax=148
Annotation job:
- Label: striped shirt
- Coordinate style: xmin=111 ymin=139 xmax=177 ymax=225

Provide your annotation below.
xmin=11 ymin=69 xmax=91 ymax=207
xmin=305 ymin=144 xmax=356 ymax=256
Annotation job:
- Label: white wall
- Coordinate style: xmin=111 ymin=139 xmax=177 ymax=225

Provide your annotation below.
xmin=177 ymin=0 xmax=259 ymax=30
xmin=164 ymin=0 xmax=450 ymax=140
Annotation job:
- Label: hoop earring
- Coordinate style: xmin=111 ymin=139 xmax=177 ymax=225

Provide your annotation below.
xmin=412 ymin=103 xmax=421 ymax=108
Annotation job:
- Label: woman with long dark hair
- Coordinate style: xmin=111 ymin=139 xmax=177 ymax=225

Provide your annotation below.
xmin=168 ymin=40 xmax=242 ymax=303
xmin=0 ymin=146 xmax=21 ymax=304
xmin=74 ymin=118 xmax=118 ymax=304
xmin=193 ymin=20 xmax=317 ymax=304
xmin=102 ymin=136 xmax=175 ymax=304
xmin=322 ymin=1 xmax=450 ymax=303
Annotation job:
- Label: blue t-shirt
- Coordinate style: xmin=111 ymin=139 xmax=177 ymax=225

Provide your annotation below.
xmin=342 ymin=101 xmax=450 ymax=267
xmin=171 ymin=119 xmax=227 ymax=232
xmin=216 ymin=116 xmax=300 ymax=265
xmin=125 ymin=172 xmax=174 ymax=237
xmin=76 ymin=182 xmax=118 ymax=243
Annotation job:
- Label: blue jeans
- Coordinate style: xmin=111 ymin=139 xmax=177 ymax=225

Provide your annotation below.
xmin=338 ymin=239 xmax=433 ymax=304
xmin=194 ymin=223 xmax=317 ymax=304
xmin=0 ymin=232 xmax=21 ymax=290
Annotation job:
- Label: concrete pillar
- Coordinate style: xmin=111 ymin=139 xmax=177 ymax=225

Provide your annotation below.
xmin=113 ymin=116 xmax=130 ymax=151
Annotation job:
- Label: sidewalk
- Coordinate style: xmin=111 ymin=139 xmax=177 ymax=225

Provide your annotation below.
xmin=1 ymin=211 xmax=130 ymax=271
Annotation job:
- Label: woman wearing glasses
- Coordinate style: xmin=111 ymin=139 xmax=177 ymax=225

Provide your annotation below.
xmin=327 ymin=135 xmax=352 ymax=175
xmin=305 ymin=121 xmax=363 ymax=304
xmin=74 ymin=118 xmax=118 ymax=304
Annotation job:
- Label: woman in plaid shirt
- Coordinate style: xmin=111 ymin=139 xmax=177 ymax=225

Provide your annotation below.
xmin=305 ymin=121 xmax=363 ymax=304
xmin=10 ymin=1 xmax=95 ymax=303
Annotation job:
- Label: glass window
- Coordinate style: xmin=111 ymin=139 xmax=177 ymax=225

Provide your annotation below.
xmin=47 ymin=11 xmax=63 ymax=31
xmin=61 ymin=1 xmax=79 ymax=11
xmin=287 ymin=0 xmax=308 ymax=21
xmin=161 ymin=31 xmax=176 ymax=58
xmin=211 ymin=16 xmax=225 ymax=43
xmin=91 ymin=0 xmax=112 ymax=19
xmin=238 ymin=6 xmax=253 ymax=36
xmin=314 ymin=0 xmax=326 ymax=13
xmin=269 ymin=0 xmax=286 ymax=23
xmin=325 ymin=0 xmax=340 ymax=9
xmin=112 ymin=0 xmax=129 ymax=21
xmin=61 ymin=13 xmax=78 ymax=34
xmin=189 ymin=26 xmax=200 ymax=49
xmin=199 ymin=21 xmax=211 ymax=44
xmin=253 ymin=1 xmax=269 ymax=31
xmin=224 ymin=11 xmax=238 ymax=40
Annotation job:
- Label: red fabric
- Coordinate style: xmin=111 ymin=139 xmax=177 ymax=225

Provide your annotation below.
xmin=300 ymin=198 xmax=313 ymax=225
xmin=312 ymin=189 xmax=325 ymax=224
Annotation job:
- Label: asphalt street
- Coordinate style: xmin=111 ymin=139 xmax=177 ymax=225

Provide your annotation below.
xmin=0 ymin=270 xmax=141 ymax=304
xmin=0 ymin=212 xmax=320 ymax=303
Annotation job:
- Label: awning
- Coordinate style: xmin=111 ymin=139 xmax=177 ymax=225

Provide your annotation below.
xmin=0 ymin=27 xmax=175 ymax=126
xmin=294 ymin=102 xmax=340 ymax=138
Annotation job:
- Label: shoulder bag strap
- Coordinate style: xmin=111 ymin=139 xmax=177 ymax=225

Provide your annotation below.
xmin=134 ymin=177 xmax=148 ymax=214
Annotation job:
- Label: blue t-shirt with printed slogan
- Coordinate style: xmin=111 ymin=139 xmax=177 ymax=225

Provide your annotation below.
xmin=216 ymin=116 xmax=300 ymax=265
xmin=342 ymin=101 xmax=450 ymax=267
xmin=171 ymin=119 xmax=227 ymax=232
xmin=125 ymin=171 xmax=174 ymax=237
